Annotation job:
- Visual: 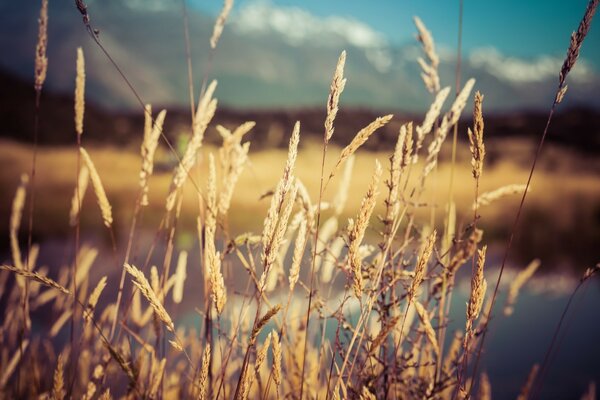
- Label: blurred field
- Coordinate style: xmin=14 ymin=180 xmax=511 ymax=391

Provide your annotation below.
xmin=1 ymin=136 xmax=598 ymax=269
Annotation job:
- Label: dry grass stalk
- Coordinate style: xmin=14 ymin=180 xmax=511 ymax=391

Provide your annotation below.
xmin=84 ymin=276 xmax=107 ymax=322
xmin=413 ymin=300 xmax=439 ymax=356
xmin=289 ymin=217 xmax=307 ymax=291
xmin=272 ymin=330 xmax=282 ymax=386
xmin=261 ymin=122 xmax=300 ymax=275
xmin=217 ymin=122 xmax=253 ymax=216
xmin=75 ymin=47 xmax=85 ymax=136
xmin=210 ymin=0 xmax=234 ymax=49
xmin=1 ymin=265 xmax=70 ymax=294
xmin=166 ymin=80 xmax=218 ymax=211
xmin=408 ymin=230 xmax=436 ymax=303
xmin=251 ymin=305 xmax=281 ymax=344
xmin=53 ymin=353 xmax=65 ymax=400
xmin=0 ymin=340 xmax=29 ymax=388
xmin=329 ymin=115 xmax=392 ymax=182
xmin=140 ymin=108 xmax=166 ymax=207
xmin=80 ymin=148 xmax=113 ymax=228
xmin=172 ymin=250 xmax=187 ymax=304
xmin=442 ymin=331 xmax=464 ymax=375
xmin=423 ymin=79 xmax=475 ymax=176
xmin=205 ymin=154 xmax=227 ymax=313
xmin=414 ymin=87 xmax=451 ymax=161
xmin=325 ymin=50 xmax=347 ymax=143
xmin=478 ymin=372 xmax=492 ymax=400
xmin=448 ymin=228 xmax=483 ymax=275
xmin=315 ymin=216 xmax=338 ymax=271
xmin=69 ymin=166 xmax=89 ymax=226
xmin=369 ymin=315 xmax=400 ymax=355
xmin=255 ymin=332 xmax=272 ymax=373
xmin=385 ymin=123 xmax=413 ymax=227
xmin=148 ymin=357 xmax=166 ymax=398
xmin=473 ymin=184 xmax=528 ymax=210
xmin=559 ymin=0 xmax=599 ymax=88
xmin=348 ymin=160 xmax=382 ymax=298
xmin=197 ymin=345 xmax=211 ymax=400
xmin=10 ymin=174 xmax=28 ymax=273
xmin=516 ymin=364 xmax=539 ymax=400
xmin=34 ymin=0 xmax=48 ymax=92
xmin=466 ymin=246 xmax=487 ymax=336
xmin=124 ymin=263 xmax=174 ymax=332
xmin=321 ymin=236 xmax=345 ymax=283
xmin=504 ymin=259 xmax=541 ymax=316
xmin=581 ymin=381 xmax=596 ymax=400
xmin=468 ymin=91 xmax=485 ymax=179
xmin=413 ymin=16 xmax=440 ymax=93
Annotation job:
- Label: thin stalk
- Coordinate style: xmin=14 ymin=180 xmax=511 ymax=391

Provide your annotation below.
xmin=467 ymin=104 xmax=557 ymax=398
xmin=299 ymin=134 xmax=329 ymax=399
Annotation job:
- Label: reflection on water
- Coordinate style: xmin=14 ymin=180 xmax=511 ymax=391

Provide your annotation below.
xmin=1 ymin=232 xmax=598 ymax=399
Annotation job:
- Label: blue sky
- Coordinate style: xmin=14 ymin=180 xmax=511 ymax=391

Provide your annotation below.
xmin=191 ymin=0 xmax=600 ymax=67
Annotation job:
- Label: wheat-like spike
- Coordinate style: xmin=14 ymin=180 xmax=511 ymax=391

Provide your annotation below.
xmin=479 ymin=372 xmax=492 ymax=400
xmin=124 ymin=263 xmax=174 ymax=332
xmin=148 ymin=357 xmax=166 ymax=397
xmin=468 ymin=91 xmax=485 ymax=179
xmin=84 ymin=276 xmax=107 ymax=322
xmin=559 ymin=0 xmax=599 ymax=88
xmin=504 ymin=259 xmax=541 ymax=316
xmin=172 ymin=250 xmax=187 ymax=304
xmin=79 ymin=148 xmax=113 ymax=228
xmin=34 ymin=0 xmax=48 ymax=92
xmin=448 ymin=228 xmax=483 ymax=275
xmin=166 ymin=80 xmax=218 ymax=211
xmin=211 ymin=252 xmax=227 ymax=314
xmin=408 ymin=230 xmax=436 ymax=303
xmin=197 ymin=344 xmax=211 ymax=400
xmin=329 ymin=115 xmax=392 ymax=182
xmin=69 ymin=165 xmax=89 ymax=226
xmin=75 ymin=47 xmax=85 ymax=136
xmin=218 ymin=124 xmax=252 ymax=216
xmin=1 ymin=265 xmax=70 ymax=294
xmin=325 ymin=50 xmax=347 ymax=143
xmin=348 ymin=160 xmax=382 ymax=298
xmin=413 ymin=300 xmax=440 ymax=356
xmin=53 ymin=353 xmax=65 ymax=400
xmin=516 ymin=364 xmax=540 ymax=400
xmin=210 ymin=0 xmax=234 ymax=49
xmin=261 ymin=122 xmax=300 ymax=271
xmin=251 ymin=305 xmax=281 ymax=344
xmin=81 ymin=382 xmax=97 ymax=400
xmin=255 ymin=332 xmax=272 ymax=374
xmin=473 ymin=184 xmax=528 ymax=210
xmin=425 ymin=79 xmax=476 ymax=173
xmin=413 ymin=16 xmax=440 ymax=93
xmin=140 ymin=109 xmax=166 ymax=207
xmin=289 ymin=217 xmax=307 ymax=291
xmin=369 ymin=315 xmax=401 ymax=355
xmin=10 ymin=174 xmax=28 ymax=273
xmin=414 ymin=87 xmax=451 ymax=162
xmin=466 ymin=246 xmax=487 ymax=335
xmin=386 ymin=122 xmax=412 ymax=226
xmin=272 ymin=330 xmax=282 ymax=387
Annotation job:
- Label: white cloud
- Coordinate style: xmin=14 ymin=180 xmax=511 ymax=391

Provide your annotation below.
xmin=233 ymin=1 xmax=392 ymax=72
xmin=468 ymin=46 xmax=594 ymax=84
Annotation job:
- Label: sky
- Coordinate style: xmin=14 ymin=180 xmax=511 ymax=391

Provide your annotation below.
xmin=191 ymin=0 xmax=600 ymax=68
